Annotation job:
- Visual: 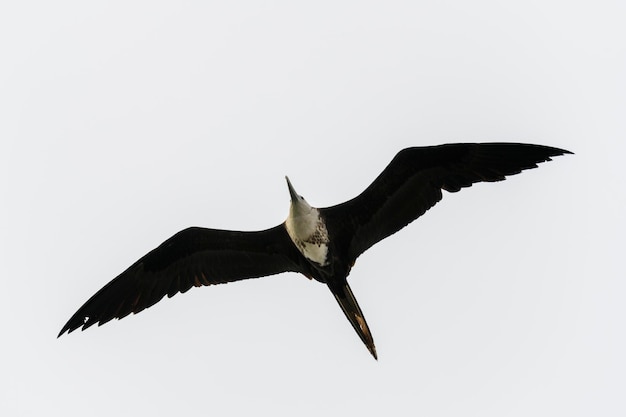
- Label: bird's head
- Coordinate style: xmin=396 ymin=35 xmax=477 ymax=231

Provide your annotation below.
xmin=285 ymin=176 xmax=313 ymax=217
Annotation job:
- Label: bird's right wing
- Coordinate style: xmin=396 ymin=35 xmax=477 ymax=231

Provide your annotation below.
xmin=322 ymin=143 xmax=571 ymax=263
xmin=58 ymin=225 xmax=304 ymax=336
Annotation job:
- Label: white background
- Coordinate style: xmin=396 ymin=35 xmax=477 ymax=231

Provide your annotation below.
xmin=2 ymin=1 xmax=624 ymax=416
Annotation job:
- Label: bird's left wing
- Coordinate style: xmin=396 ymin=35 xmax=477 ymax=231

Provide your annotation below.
xmin=321 ymin=143 xmax=571 ymax=264
xmin=58 ymin=225 xmax=304 ymax=336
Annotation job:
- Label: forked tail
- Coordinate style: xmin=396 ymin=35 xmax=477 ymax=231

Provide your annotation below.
xmin=329 ymin=282 xmax=377 ymax=359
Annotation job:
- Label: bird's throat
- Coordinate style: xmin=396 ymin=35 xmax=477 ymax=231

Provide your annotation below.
xmin=285 ymin=207 xmax=330 ymax=266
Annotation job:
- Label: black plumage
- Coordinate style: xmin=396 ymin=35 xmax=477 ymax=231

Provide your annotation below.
xmin=59 ymin=143 xmax=571 ymax=358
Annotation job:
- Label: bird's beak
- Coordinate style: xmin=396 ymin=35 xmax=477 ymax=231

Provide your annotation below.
xmin=285 ymin=176 xmax=299 ymax=202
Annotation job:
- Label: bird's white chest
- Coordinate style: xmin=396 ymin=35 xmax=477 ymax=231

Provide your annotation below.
xmin=285 ymin=208 xmax=330 ymax=266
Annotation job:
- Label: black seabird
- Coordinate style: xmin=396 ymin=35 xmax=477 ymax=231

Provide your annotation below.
xmin=58 ymin=143 xmax=571 ymax=359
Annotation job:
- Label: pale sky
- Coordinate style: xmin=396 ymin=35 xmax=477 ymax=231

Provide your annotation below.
xmin=2 ymin=2 xmax=624 ymax=416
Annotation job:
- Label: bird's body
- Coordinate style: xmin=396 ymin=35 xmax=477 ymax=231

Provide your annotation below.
xmin=284 ymin=188 xmax=330 ymax=266
xmin=59 ymin=143 xmax=571 ymax=359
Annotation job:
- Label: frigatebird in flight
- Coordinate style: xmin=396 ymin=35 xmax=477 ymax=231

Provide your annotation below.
xmin=58 ymin=143 xmax=571 ymax=359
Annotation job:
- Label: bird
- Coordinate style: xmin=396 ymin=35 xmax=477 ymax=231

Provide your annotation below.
xmin=58 ymin=142 xmax=571 ymax=359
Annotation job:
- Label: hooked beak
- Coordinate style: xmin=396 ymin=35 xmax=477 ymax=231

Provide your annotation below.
xmin=285 ymin=176 xmax=299 ymax=202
